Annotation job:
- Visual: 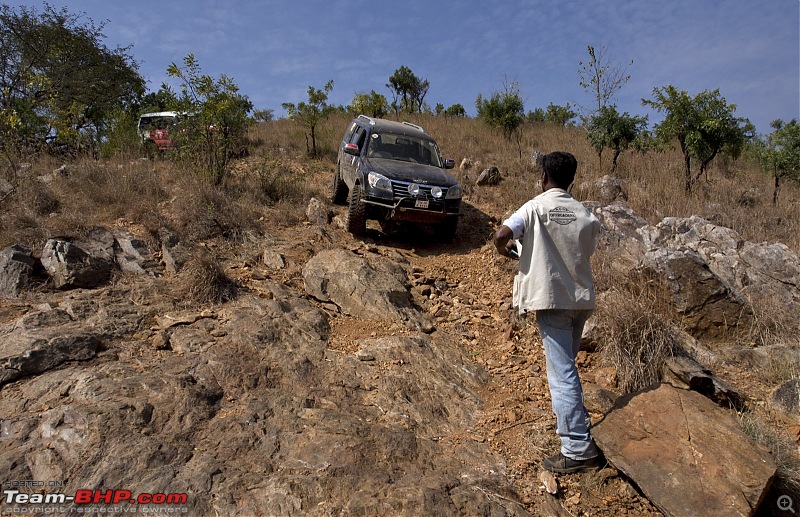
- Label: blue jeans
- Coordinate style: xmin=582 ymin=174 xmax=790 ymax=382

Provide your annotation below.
xmin=536 ymin=309 xmax=599 ymax=460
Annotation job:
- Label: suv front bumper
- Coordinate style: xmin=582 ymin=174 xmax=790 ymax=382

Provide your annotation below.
xmin=362 ymin=197 xmax=461 ymax=224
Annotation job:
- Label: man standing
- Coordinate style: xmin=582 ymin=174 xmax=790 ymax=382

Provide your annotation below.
xmin=493 ymin=151 xmax=603 ymax=473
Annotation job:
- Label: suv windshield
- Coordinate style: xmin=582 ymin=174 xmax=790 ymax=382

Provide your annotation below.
xmin=366 ymin=132 xmax=443 ymax=167
xmin=138 ymin=114 xmax=181 ymax=131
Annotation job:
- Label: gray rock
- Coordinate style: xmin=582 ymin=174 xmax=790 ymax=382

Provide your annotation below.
xmin=41 ymin=228 xmax=115 ymax=289
xmin=459 ymin=158 xmax=472 ymax=170
xmin=593 ymin=383 xmax=776 ymax=517
xmin=262 ymin=250 xmax=286 ymax=270
xmin=665 ymin=354 xmax=745 ymax=410
xmin=589 ymin=203 xmax=649 ymax=274
xmin=159 ymin=227 xmax=190 ymax=274
xmin=0 ymin=245 xmax=36 ymax=296
xmin=302 ymin=249 xmax=433 ymax=332
xmin=0 ymin=330 xmax=101 ymax=387
xmin=771 ymin=378 xmax=800 ymax=415
xmin=475 ymin=166 xmax=501 ymax=186
xmin=0 ymin=177 xmax=13 ymax=198
xmin=531 ymin=150 xmax=544 ymax=169
xmin=577 ymin=175 xmax=628 ymax=204
xmin=306 ymin=197 xmax=330 ymax=226
xmin=640 ymin=248 xmax=753 ymax=339
xmin=114 ymin=229 xmax=157 ymax=275
xmin=640 ymin=215 xmax=800 ymax=312
xmin=36 ymin=164 xmax=71 ymax=183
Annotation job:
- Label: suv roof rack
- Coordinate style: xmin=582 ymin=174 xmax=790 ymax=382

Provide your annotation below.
xmin=402 ymin=121 xmax=424 ymax=132
xmin=357 ymin=114 xmax=376 ymax=125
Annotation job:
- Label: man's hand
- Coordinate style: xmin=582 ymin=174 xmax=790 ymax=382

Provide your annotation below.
xmin=493 ymin=225 xmax=515 ymax=257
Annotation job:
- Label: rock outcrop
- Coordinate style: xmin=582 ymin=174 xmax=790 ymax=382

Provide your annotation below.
xmin=41 ymin=227 xmax=115 ymax=289
xmin=0 ymin=245 xmax=36 ymax=296
xmin=593 ymin=383 xmax=776 ymax=517
xmin=0 ymin=270 xmax=530 ymax=516
xmin=302 ymin=249 xmax=434 ymax=332
xmin=114 ymin=229 xmax=157 ymax=275
xmin=591 ymin=209 xmax=800 ymax=340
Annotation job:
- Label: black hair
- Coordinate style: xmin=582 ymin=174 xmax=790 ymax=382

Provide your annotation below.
xmin=542 ymin=151 xmax=577 ymax=189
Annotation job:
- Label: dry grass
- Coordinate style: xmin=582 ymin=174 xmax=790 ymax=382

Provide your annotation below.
xmin=739 ymin=408 xmax=800 ymax=503
xmin=593 ymin=282 xmax=682 ymax=395
xmin=179 ymin=251 xmax=237 ymax=305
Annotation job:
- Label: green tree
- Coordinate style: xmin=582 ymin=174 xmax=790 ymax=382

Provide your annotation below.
xmin=475 ymin=81 xmax=525 ymax=139
xmin=578 ymin=45 xmax=632 ymax=170
xmin=756 ymin=119 xmax=800 ymax=204
xmin=527 ymin=103 xmax=577 ymax=126
xmin=282 ymin=79 xmax=334 ymax=157
xmin=252 ymin=108 xmax=274 ymax=123
xmin=442 ymin=104 xmax=467 ymax=117
xmin=688 ymin=91 xmax=754 ymax=180
xmin=0 ymin=3 xmax=143 ymax=164
xmin=386 ymin=66 xmax=429 ymax=115
xmin=349 ymin=90 xmax=388 ymax=118
xmin=643 ymin=86 xmax=752 ymax=192
xmin=585 ymin=106 xmax=648 ymax=173
xmin=167 ymin=54 xmax=253 ymax=184
xmin=139 ymin=87 xmax=178 ymax=114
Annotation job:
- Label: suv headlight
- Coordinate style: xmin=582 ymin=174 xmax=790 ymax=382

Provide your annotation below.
xmin=445 ymin=184 xmax=463 ymax=199
xmin=367 ymin=171 xmax=392 ymax=192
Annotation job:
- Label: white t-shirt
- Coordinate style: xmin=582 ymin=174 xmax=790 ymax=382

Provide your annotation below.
xmin=503 ymin=188 xmax=601 ymax=313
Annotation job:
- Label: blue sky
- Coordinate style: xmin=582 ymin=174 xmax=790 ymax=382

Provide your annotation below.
xmin=10 ymin=0 xmax=800 ymax=134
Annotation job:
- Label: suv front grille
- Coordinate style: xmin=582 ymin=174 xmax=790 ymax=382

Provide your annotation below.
xmin=390 ymin=179 xmax=448 ymax=201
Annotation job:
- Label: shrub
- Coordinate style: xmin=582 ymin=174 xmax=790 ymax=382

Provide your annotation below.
xmin=595 ymin=285 xmax=680 ymax=394
xmin=180 ymin=251 xmax=237 ymax=305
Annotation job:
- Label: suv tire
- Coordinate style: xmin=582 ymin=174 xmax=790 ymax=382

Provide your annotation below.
xmin=346 ymin=183 xmax=367 ymax=235
xmin=331 ymin=162 xmax=348 ymax=205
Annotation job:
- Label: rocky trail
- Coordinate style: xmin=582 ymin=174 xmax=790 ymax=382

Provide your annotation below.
xmin=1 ymin=163 xmax=798 ymax=516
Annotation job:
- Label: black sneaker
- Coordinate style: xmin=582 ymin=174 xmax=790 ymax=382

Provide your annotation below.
xmin=543 ymin=453 xmax=602 ymax=474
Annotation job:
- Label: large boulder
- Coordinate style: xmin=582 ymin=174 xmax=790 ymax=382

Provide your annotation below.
xmin=302 ymin=249 xmax=433 ymax=331
xmin=577 ymin=175 xmax=628 ymax=204
xmin=0 ymin=245 xmax=36 ymax=296
xmin=589 ymin=203 xmax=649 ymax=273
xmin=41 ymin=227 xmax=115 ymax=289
xmin=0 ymin=330 xmax=101 ymax=387
xmin=640 ymin=248 xmax=753 ymax=339
xmin=593 ymin=383 xmax=776 ymax=517
xmin=640 ymin=215 xmax=800 ymax=312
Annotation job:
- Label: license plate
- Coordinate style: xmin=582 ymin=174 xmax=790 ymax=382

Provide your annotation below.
xmin=415 ymin=199 xmax=429 ymax=208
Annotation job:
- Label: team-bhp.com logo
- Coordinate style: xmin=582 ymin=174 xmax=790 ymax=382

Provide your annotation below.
xmin=3 ymin=488 xmax=188 ymax=513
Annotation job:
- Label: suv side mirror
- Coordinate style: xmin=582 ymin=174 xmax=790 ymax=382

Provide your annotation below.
xmin=344 ymin=143 xmax=360 ymax=156
xmin=444 ymin=158 xmax=455 ymax=169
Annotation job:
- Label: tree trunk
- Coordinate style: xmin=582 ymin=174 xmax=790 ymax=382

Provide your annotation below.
xmin=310 ymin=125 xmax=317 ymax=157
xmin=679 ymin=137 xmax=692 ymax=192
xmin=611 ymin=147 xmax=621 ymax=174
xmin=773 ymin=174 xmax=780 ymax=205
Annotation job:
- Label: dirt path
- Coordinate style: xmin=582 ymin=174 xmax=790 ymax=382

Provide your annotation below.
xmin=318 ymin=193 xmax=661 ymax=515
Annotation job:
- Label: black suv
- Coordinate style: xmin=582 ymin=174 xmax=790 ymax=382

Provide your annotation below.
xmin=332 ymin=115 xmax=462 ymax=239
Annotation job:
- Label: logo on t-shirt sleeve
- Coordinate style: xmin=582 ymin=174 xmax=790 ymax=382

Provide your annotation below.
xmin=548 ymin=206 xmax=577 ymax=225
